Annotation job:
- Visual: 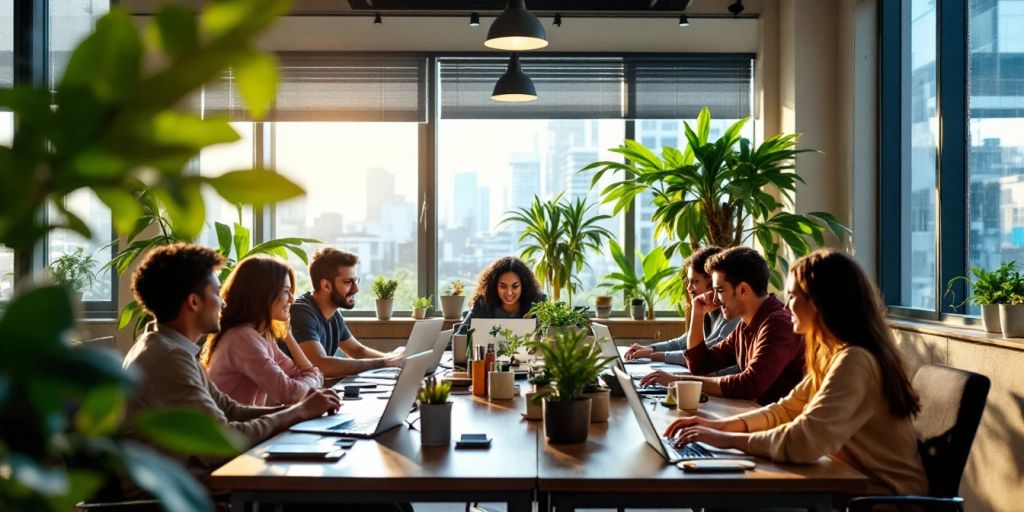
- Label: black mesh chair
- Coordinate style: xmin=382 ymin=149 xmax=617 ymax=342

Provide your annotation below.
xmin=848 ymin=364 xmax=990 ymax=512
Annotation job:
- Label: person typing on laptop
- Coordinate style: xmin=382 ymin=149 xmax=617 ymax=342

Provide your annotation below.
xmin=457 ymin=256 xmax=545 ymax=334
xmin=625 ymin=246 xmax=739 ymax=371
xmin=664 ymin=250 xmax=927 ymax=496
xmin=287 ymin=247 xmax=404 ymax=379
xmin=640 ymin=247 xmax=804 ymax=405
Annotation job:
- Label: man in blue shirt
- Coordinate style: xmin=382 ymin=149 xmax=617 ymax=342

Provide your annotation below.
xmin=289 ymin=247 xmax=404 ymax=378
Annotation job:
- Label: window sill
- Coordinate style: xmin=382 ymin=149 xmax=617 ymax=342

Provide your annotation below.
xmin=889 ymin=317 xmax=1024 ymax=352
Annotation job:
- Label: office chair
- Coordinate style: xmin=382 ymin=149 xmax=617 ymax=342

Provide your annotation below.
xmin=847 ymin=364 xmax=990 ymax=512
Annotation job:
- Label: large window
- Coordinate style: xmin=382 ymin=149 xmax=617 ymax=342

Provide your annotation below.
xmin=883 ymin=0 xmax=1024 ymax=320
xmin=195 ymin=122 xmax=254 ymax=252
xmin=1 ymin=0 xmax=13 ymax=300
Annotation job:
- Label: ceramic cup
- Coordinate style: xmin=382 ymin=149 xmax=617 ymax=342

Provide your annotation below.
xmin=524 ymin=391 xmax=543 ymax=420
xmin=675 ymin=381 xmax=703 ymax=410
xmin=488 ymin=371 xmax=515 ymax=400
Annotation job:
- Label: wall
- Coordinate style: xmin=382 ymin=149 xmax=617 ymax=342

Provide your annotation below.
xmin=892 ymin=323 xmax=1024 ymax=512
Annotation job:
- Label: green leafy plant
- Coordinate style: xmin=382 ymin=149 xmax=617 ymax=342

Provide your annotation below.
xmin=583 ymin=107 xmax=850 ymax=289
xmin=0 ymin=1 xmax=298 ymax=510
xmin=411 ymin=295 xmax=433 ymax=309
xmin=528 ymin=367 xmax=553 ymax=387
xmin=48 ymin=247 xmax=99 ymax=292
xmin=1003 ymin=274 xmax=1024 ymax=305
xmin=527 ymin=330 xmax=615 ymax=402
xmin=446 ymin=279 xmax=465 ymax=296
xmin=489 ymin=325 xmax=531 ymax=361
xmin=527 ymin=301 xmax=590 ymax=330
xmin=501 ymin=193 xmax=613 ymax=304
xmin=600 ymin=240 xmax=678 ymax=319
xmin=594 ymin=295 xmax=612 ymax=308
xmin=945 ymin=261 xmax=1017 ymax=309
xmin=372 ymin=276 xmax=400 ymax=300
xmin=416 ymin=375 xmax=452 ymax=405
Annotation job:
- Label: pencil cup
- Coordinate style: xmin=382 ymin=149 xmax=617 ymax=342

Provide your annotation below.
xmin=488 ymin=371 xmax=515 ymax=400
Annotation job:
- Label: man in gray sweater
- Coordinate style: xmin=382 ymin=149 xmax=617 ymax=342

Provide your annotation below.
xmin=624 ymin=246 xmax=739 ymax=371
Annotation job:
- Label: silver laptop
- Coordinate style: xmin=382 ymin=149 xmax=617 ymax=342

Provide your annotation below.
xmin=591 ymin=323 xmax=620 ymax=368
xmin=361 ymin=318 xmax=444 ymax=379
xmin=469 ymin=318 xmax=537 ymax=346
xmin=290 ymin=350 xmax=434 ymax=438
xmin=612 ymin=366 xmax=722 ymax=462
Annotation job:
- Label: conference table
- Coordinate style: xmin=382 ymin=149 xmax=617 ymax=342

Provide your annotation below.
xmin=210 ymin=355 xmax=868 ymax=511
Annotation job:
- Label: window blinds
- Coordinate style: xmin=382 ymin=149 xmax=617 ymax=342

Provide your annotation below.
xmin=199 ymin=53 xmax=428 ymax=122
xmin=440 ymin=54 xmax=753 ymax=120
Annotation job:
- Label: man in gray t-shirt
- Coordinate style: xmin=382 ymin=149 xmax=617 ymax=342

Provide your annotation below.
xmin=287 ymin=248 xmax=403 ymax=379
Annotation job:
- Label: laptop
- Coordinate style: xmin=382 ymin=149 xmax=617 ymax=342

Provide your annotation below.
xmin=612 ymin=366 xmax=724 ymax=462
xmin=290 ymin=350 xmax=434 ymax=438
xmin=360 ymin=318 xmax=444 ymax=379
xmin=469 ymin=318 xmax=537 ymax=346
xmin=593 ymin=323 xmax=667 ymax=395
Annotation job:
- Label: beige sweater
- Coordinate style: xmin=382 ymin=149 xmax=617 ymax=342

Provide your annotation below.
xmin=737 ymin=346 xmax=929 ymax=495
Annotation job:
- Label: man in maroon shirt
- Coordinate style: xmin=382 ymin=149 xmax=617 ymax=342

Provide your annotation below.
xmin=641 ymin=247 xmax=805 ymax=405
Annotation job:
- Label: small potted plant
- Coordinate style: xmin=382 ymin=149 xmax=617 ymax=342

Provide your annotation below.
xmin=946 ymin=261 xmax=1015 ymax=334
xmin=630 ymin=297 xmax=646 ymax=320
xmin=487 ymin=332 xmax=517 ymax=400
xmin=411 ymin=295 xmax=432 ymax=320
xmin=371 ymin=276 xmax=399 ymax=320
xmin=48 ymin=247 xmax=98 ymax=303
xmin=527 ymin=301 xmax=590 ymax=337
xmin=490 ymin=325 xmax=531 ymax=369
xmin=999 ymin=273 xmax=1024 ymax=338
xmin=524 ymin=367 xmax=552 ymax=421
xmin=528 ymin=329 xmax=615 ymax=444
xmin=594 ymin=295 xmax=613 ymax=319
xmin=440 ymin=279 xmax=466 ymax=320
xmin=417 ymin=376 xmax=453 ymax=446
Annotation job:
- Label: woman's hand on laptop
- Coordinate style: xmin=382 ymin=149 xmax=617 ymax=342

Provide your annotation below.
xmin=664 ymin=416 xmax=748 ymax=447
xmin=624 ymin=343 xmax=654 ymax=360
xmin=295 ymin=388 xmax=342 ymax=420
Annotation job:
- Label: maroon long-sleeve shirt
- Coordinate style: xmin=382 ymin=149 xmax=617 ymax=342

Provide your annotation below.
xmin=684 ymin=295 xmax=805 ymax=405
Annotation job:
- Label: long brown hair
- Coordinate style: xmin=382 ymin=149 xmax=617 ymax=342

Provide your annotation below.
xmin=789 ymin=249 xmax=920 ymax=418
xmin=469 ymin=256 xmax=544 ymax=310
xmin=200 ymin=255 xmax=295 ymax=368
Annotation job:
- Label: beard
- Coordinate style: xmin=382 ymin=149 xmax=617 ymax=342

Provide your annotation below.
xmin=330 ymin=288 xmax=356 ymax=310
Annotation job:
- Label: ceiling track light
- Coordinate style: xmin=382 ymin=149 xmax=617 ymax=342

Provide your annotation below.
xmin=485 ymin=0 xmax=548 ymax=52
xmin=728 ymin=0 xmax=745 ymax=17
xmin=373 ymin=13 xmax=382 ymax=25
xmin=554 ymin=13 xmax=562 ymax=27
xmin=469 ymin=12 xmax=480 ymax=27
xmin=678 ymin=13 xmax=689 ymax=27
xmin=492 ymin=53 xmax=537 ymax=102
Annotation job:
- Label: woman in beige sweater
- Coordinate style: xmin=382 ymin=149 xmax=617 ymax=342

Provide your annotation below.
xmin=665 ymin=249 xmax=928 ymax=495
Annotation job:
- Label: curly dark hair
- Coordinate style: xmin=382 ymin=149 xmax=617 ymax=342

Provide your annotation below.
xmin=131 ymin=243 xmax=225 ymax=324
xmin=683 ymin=246 xmax=723 ymax=278
xmin=704 ymin=246 xmax=769 ymax=296
xmin=469 ymin=256 xmax=544 ymax=310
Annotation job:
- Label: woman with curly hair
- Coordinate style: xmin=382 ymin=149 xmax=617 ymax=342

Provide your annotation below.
xmin=664 ymin=249 xmax=927 ymax=495
xmin=202 ymin=255 xmax=323 ymax=406
xmin=458 ymin=256 xmax=545 ymax=333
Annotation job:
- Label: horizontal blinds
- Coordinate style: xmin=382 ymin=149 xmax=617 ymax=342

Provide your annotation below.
xmin=200 ymin=53 xmax=428 ymax=122
xmin=440 ymin=54 xmax=753 ymax=120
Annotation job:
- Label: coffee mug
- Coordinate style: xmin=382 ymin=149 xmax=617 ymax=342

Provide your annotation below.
xmin=675 ymin=381 xmax=703 ymax=410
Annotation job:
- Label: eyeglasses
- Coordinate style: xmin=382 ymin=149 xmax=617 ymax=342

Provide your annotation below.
xmin=338 ymin=277 xmax=361 ymax=286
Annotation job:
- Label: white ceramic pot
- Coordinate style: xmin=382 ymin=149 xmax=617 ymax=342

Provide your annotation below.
xmin=412 ymin=307 xmax=427 ymax=320
xmin=488 ymin=371 xmax=515 ymax=400
xmin=419 ymin=402 xmax=453 ymax=446
xmin=524 ymin=391 xmax=544 ymax=420
xmin=999 ymin=304 xmax=1024 ymax=337
xmin=375 ymin=298 xmax=394 ymax=320
xmin=440 ymin=295 xmax=465 ymax=320
xmin=583 ymin=388 xmax=610 ymax=423
xmin=981 ymin=304 xmax=1002 ymax=334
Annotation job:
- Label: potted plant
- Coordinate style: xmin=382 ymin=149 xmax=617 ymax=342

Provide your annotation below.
xmin=491 ymin=325 xmax=531 ymax=369
xmin=528 ymin=366 xmax=554 ymax=394
xmin=411 ymin=295 xmax=432 ymax=320
xmin=372 ymin=276 xmax=399 ymax=320
xmin=48 ymin=247 xmax=99 ymax=303
xmin=601 ymin=240 xmax=678 ymax=320
xmin=524 ymin=367 xmax=552 ymax=421
xmin=440 ymin=279 xmax=466 ymax=319
xmin=417 ymin=376 xmax=453 ymax=446
xmin=594 ymin=295 xmax=613 ymax=319
xmin=528 ymin=330 xmax=615 ymax=444
xmin=582 ymin=380 xmax=611 ymax=423
xmin=999 ymin=273 xmax=1024 ymax=338
xmin=487 ymin=336 xmax=516 ymax=400
xmin=946 ymin=261 xmax=1016 ymax=334
xmin=527 ymin=301 xmax=590 ymax=337
xmin=630 ymin=297 xmax=646 ymax=320
xmin=583 ymin=107 xmax=850 ymax=291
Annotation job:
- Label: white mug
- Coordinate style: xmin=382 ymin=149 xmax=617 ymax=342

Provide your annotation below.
xmin=675 ymin=381 xmax=703 ymax=410
xmin=488 ymin=371 xmax=515 ymax=400
xmin=524 ymin=391 xmax=543 ymax=420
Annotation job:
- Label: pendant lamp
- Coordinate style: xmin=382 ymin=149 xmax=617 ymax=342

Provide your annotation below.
xmin=485 ymin=0 xmax=548 ymax=51
xmin=491 ymin=53 xmax=537 ymax=102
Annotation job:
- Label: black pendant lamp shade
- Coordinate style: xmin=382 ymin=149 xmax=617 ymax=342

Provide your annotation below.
xmin=491 ymin=53 xmax=537 ymax=102
xmin=485 ymin=0 xmax=548 ymax=51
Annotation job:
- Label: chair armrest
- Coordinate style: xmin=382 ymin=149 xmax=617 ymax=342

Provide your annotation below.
xmin=847 ymin=495 xmax=964 ymax=512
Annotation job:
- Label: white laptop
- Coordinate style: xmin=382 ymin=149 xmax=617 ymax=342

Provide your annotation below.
xmin=361 ymin=318 xmax=444 ymax=379
xmin=469 ymin=318 xmax=537 ymax=345
xmin=591 ymin=323 xmax=620 ymax=367
xmin=291 ymin=350 xmax=434 ymax=438
xmin=613 ymin=366 xmax=740 ymax=462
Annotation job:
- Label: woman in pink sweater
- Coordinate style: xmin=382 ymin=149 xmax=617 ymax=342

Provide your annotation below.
xmin=665 ymin=249 xmax=928 ymax=495
xmin=202 ymin=255 xmax=323 ymax=406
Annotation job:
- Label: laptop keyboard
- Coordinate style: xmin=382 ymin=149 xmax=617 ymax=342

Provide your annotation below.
xmin=328 ymin=416 xmax=378 ymax=434
xmin=370 ymin=368 xmax=401 ymax=376
xmin=668 ymin=440 xmax=716 ymax=460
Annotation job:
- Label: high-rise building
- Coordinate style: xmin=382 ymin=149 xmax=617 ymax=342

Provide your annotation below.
xmin=510 ymin=152 xmax=541 ymax=210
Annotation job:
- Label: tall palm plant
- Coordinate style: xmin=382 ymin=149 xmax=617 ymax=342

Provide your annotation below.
xmin=558 ymin=196 xmax=613 ymax=305
xmin=583 ymin=107 xmax=850 ymax=289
